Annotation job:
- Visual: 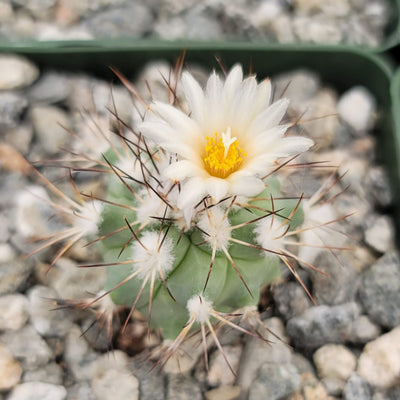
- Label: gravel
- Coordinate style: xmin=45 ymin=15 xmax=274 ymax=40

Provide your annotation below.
xmin=0 ymin=0 xmax=392 ymax=46
xmin=0 ymin=32 xmax=399 ymax=398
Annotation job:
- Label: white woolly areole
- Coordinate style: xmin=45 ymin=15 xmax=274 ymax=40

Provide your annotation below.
xmin=74 ymin=200 xmax=103 ymax=236
xmin=197 ymin=206 xmax=231 ymax=251
xmin=187 ymin=294 xmax=213 ymax=323
xmin=136 ymin=189 xmax=170 ymax=225
xmin=131 ymin=231 xmax=174 ymax=279
xmin=254 ymin=215 xmax=287 ymax=254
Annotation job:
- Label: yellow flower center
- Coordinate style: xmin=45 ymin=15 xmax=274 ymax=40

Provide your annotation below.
xmin=203 ymin=127 xmax=245 ymax=179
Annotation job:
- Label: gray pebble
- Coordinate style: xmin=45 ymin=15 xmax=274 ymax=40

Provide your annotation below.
xmin=1 ymin=325 xmax=53 ymax=370
xmin=273 ymin=281 xmax=312 ymax=320
xmin=48 ymin=257 xmax=106 ymax=301
xmin=22 ymin=362 xmax=63 ymax=385
xmin=6 ymin=382 xmax=67 ymax=400
xmin=273 ymin=69 xmax=320 ymax=112
xmin=63 ymin=324 xmax=98 ymax=381
xmin=3 ymin=123 xmax=33 ymax=156
xmin=311 ymin=252 xmax=359 ymax=306
xmin=349 ymin=315 xmax=381 ymax=344
xmin=0 ymin=54 xmax=38 ymax=90
xmin=130 ymin=358 xmax=165 ymax=400
xmin=0 ymin=92 xmax=28 ymax=129
xmin=166 ymin=375 xmax=202 ymax=400
xmin=0 ymin=258 xmax=33 ymax=296
xmin=358 ymin=251 xmax=400 ymax=329
xmin=363 ymin=166 xmax=393 ymax=208
xmin=28 ymin=285 xmax=74 ymax=338
xmin=364 ymin=214 xmax=395 ymax=254
xmin=30 ymin=104 xmax=70 ymax=154
xmin=286 ymin=302 xmax=361 ymax=351
xmin=81 ymin=4 xmax=153 ymax=38
xmin=344 ymin=373 xmax=372 ymax=400
xmin=27 ymin=71 xmax=71 ymax=104
xmin=248 ymin=362 xmax=300 ymax=400
xmin=66 ymin=382 xmax=96 ymax=400
xmin=238 ymin=317 xmax=292 ymax=392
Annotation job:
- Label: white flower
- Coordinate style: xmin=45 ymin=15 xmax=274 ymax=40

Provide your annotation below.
xmin=140 ymin=65 xmax=313 ymax=209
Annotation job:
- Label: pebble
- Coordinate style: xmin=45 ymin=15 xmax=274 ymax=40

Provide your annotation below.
xmin=6 ymin=382 xmax=67 ymax=400
xmin=22 ymin=362 xmax=63 ymax=385
xmin=81 ymin=4 xmax=153 ymax=38
xmin=293 ymin=15 xmax=344 ymax=44
xmin=358 ymin=251 xmax=400 ymax=329
xmin=357 ymin=326 xmax=400 ymax=389
xmin=28 ymin=285 xmax=74 ymax=338
xmin=0 ymin=92 xmax=28 ymax=129
xmin=363 ymin=166 xmax=393 ymax=208
xmin=337 ymin=87 xmax=376 ymax=134
xmin=207 ymin=345 xmax=242 ymax=387
xmin=364 ymin=214 xmax=395 ymax=254
xmin=273 ymin=282 xmax=312 ymax=320
xmin=0 ymin=294 xmax=29 ymax=331
xmin=313 ymin=344 xmax=356 ymax=394
xmin=343 ymin=373 xmax=372 ymax=400
xmin=1 ymin=325 xmax=53 ymax=370
xmin=204 ymin=386 xmax=241 ymax=400
xmin=14 ymin=185 xmax=57 ymax=239
xmin=166 ymin=375 xmax=203 ymax=400
xmin=286 ymin=302 xmax=361 ymax=351
xmin=274 ymin=70 xmax=320 ymax=113
xmin=3 ymin=124 xmax=33 ymax=156
xmin=91 ymin=368 xmax=139 ymax=400
xmin=238 ymin=317 xmax=292 ymax=391
xmin=0 ymin=55 xmax=39 ymax=90
xmin=47 ymin=257 xmax=106 ymax=301
xmin=130 ymin=359 xmax=165 ymax=400
xmin=310 ymin=252 xmax=359 ymax=306
xmin=27 ymin=71 xmax=71 ymax=104
xmin=66 ymin=382 xmax=96 ymax=400
xmin=248 ymin=362 xmax=300 ymax=400
xmin=0 ymin=258 xmax=33 ymax=296
xmin=348 ymin=315 xmax=381 ymax=344
xmin=0 ymin=344 xmax=22 ymax=391
xmin=63 ymin=324 xmax=97 ymax=381
xmin=30 ymin=104 xmax=70 ymax=154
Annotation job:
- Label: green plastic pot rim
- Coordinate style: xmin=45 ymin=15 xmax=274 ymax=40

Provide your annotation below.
xmin=1 ymin=0 xmax=400 ymax=53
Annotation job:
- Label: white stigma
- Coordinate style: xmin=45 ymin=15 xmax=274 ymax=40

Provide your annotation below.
xmin=221 ymin=127 xmax=237 ymax=158
xmin=187 ymin=294 xmax=213 ymax=323
xmin=132 ymin=231 xmax=174 ymax=279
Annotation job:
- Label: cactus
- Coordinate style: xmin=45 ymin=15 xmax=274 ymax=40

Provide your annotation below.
xmin=31 ymin=62 xmax=347 ymax=364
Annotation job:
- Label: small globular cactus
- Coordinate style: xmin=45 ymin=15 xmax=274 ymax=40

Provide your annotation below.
xmin=30 ymin=62 xmax=348 ymax=368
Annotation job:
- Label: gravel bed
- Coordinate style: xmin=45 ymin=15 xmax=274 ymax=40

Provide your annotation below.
xmin=0 ymin=0 xmax=393 ymax=47
xmin=0 ymin=51 xmax=399 ymax=400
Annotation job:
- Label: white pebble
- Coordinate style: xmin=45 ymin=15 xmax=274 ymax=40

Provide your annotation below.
xmin=337 ymin=86 xmax=376 ymax=133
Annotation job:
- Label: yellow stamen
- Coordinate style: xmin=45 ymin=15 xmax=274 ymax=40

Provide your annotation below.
xmin=203 ymin=128 xmax=245 ymax=179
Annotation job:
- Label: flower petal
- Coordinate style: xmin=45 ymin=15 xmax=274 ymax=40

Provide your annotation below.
xmin=205 ymin=177 xmax=230 ymax=203
xmin=164 ymin=160 xmax=205 ymax=181
xmin=140 ymin=121 xmax=198 ymax=159
xmin=245 ymin=98 xmax=290 ymax=137
xmin=182 ymin=71 xmax=205 ymax=125
xmin=227 ymin=175 xmax=264 ymax=197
